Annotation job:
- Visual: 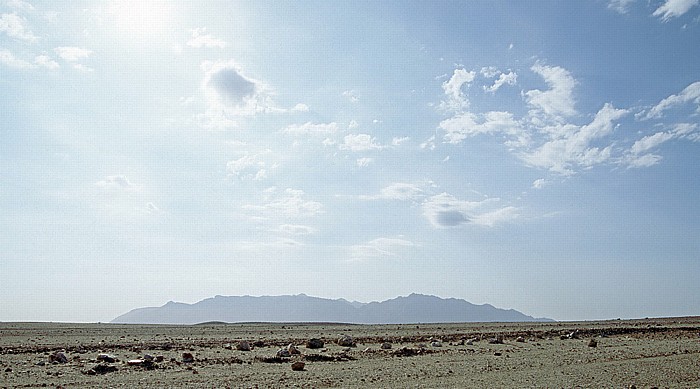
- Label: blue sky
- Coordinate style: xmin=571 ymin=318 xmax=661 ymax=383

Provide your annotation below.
xmin=1 ymin=0 xmax=699 ymax=322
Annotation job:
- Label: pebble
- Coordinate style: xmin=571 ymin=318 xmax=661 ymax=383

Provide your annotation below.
xmin=287 ymin=344 xmax=300 ymax=355
xmin=337 ymin=335 xmax=355 ymax=347
xmin=237 ymin=340 xmax=251 ymax=351
xmin=277 ymin=349 xmax=291 ymax=358
xmin=182 ymin=352 xmax=194 ymax=363
xmin=381 ymin=342 xmax=392 ymax=350
xmin=306 ymin=338 xmax=324 ymax=349
xmin=96 ymin=354 xmax=116 ymax=363
xmin=291 ymin=361 xmax=305 ymax=371
xmin=49 ymin=352 xmax=68 ymax=364
xmin=588 ymin=338 xmax=598 ymax=348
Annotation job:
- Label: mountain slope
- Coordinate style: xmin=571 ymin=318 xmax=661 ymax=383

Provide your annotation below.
xmin=111 ymin=294 xmax=552 ymax=324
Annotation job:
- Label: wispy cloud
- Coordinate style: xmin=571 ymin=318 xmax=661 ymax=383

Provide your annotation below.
xmin=652 ymin=0 xmax=699 ymax=20
xmin=187 ymin=27 xmax=227 ymax=48
xmin=422 ymin=193 xmax=518 ymax=228
xmin=0 ymin=12 xmax=37 ymax=42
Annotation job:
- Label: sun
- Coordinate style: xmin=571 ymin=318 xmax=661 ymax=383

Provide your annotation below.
xmin=108 ymin=0 xmax=176 ymax=45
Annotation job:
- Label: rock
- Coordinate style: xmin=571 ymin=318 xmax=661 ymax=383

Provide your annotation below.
xmin=431 ymin=341 xmax=442 ymax=347
xmin=182 ymin=352 xmax=194 ymax=363
xmin=494 ymin=352 xmax=502 ymax=356
xmin=380 ymin=342 xmax=392 ymax=350
xmin=588 ymin=338 xmax=598 ymax=348
xmin=466 ymin=338 xmax=475 ymax=346
xmin=127 ymin=359 xmax=144 ymax=366
xmin=363 ymin=347 xmax=372 ymax=353
xmin=4 ymin=367 xmax=12 ymax=372
xmin=237 ymin=340 xmax=251 ymax=351
xmin=223 ymin=343 xmax=233 ymax=350
xmin=88 ymin=363 xmax=118 ymax=375
xmin=291 ymin=361 xmax=305 ymax=371
xmin=49 ymin=352 xmax=68 ymax=364
xmin=276 ymin=349 xmax=291 ymax=358
xmin=337 ymin=335 xmax=355 ymax=347
xmin=515 ymin=336 xmax=525 ymax=343
xmin=567 ymin=330 xmax=580 ymax=340
xmin=488 ymin=335 xmax=504 ymax=344
xmin=155 ymin=355 xmax=164 ymax=362
xmin=96 ymin=354 xmax=116 ymax=363
xmin=286 ymin=344 xmax=300 ymax=355
xmin=252 ymin=340 xmax=266 ymax=348
xmin=306 ymin=338 xmax=324 ymax=349
xmin=143 ymin=354 xmax=154 ymax=361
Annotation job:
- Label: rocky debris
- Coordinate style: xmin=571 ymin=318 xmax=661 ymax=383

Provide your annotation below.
xmin=276 ymin=348 xmax=291 ymax=358
xmin=466 ymin=338 xmax=476 ymax=346
xmin=49 ymin=352 xmax=68 ymax=364
xmin=363 ymin=347 xmax=373 ymax=353
xmin=155 ymin=355 xmax=164 ymax=362
xmin=391 ymin=347 xmax=433 ymax=357
xmin=255 ymin=356 xmax=288 ymax=364
xmin=488 ymin=335 xmax=504 ymax=344
xmin=561 ymin=330 xmax=580 ymax=340
xmin=515 ymin=336 xmax=526 ymax=343
xmin=286 ymin=344 xmax=300 ymax=355
xmin=223 ymin=343 xmax=233 ymax=350
xmin=96 ymin=354 xmax=116 ymax=363
xmin=291 ymin=361 xmax=305 ymax=371
xmin=303 ymin=353 xmax=355 ymax=362
xmin=252 ymin=340 xmax=266 ymax=348
xmin=4 ymin=367 xmax=12 ymax=372
xmin=182 ymin=352 xmax=194 ymax=363
xmin=127 ymin=359 xmax=144 ymax=366
xmin=431 ymin=341 xmax=442 ymax=347
xmin=494 ymin=352 xmax=503 ymax=356
xmin=306 ymin=338 xmax=324 ymax=349
xmin=588 ymin=338 xmax=598 ymax=348
xmin=337 ymin=335 xmax=356 ymax=347
xmin=85 ymin=363 xmax=118 ymax=375
xmin=380 ymin=342 xmax=392 ymax=350
xmin=237 ymin=340 xmax=251 ymax=351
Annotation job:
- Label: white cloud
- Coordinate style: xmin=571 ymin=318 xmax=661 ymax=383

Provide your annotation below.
xmin=356 ymin=157 xmax=374 ymax=167
xmin=608 ymin=0 xmax=635 ymax=14
xmin=630 ymin=131 xmax=675 ymax=154
xmin=291 ymin=103 xmax=309 ymax=112
xmin=532 ymin=178 xmax=548 ymax=189
xmin=72 ymin=63 xmax=94 ymax=72
xmin=226 ymin=154 xmax=267 ymax=179
xmin=54 ymin=46 xmax=92 ymax=62
xmin=340 ymin=133 xmax=384 ymax=152
xmin=6 ymin=0 xmax=35 ymax=11
xmin=359 ymin=182 xmax=425 ymax=201
xmin=391 ymin=136 xmax=410 ymax=146
xmin=96 ymin=175 xmax=138 ymax=191
xmin=348 ymin=120 xmax=359 ymax=129
xmin=0 ymin=49 xmax=33 ymax=69
xmin=243 ymin=188 xmax=323 ymax=218
xmin=34 ymin=55 xmax=59 ymax=69
xmin=440 ymin=111 xmax=524 ymax=145
xmin=187 ymin=27 xmax=227 ymax=48
xmin=0 ymin=13 xmax=36 ymax=42
xmin=644 ymin=81 xmax=700 ymax=119
xmin=277 ymin=224 xmax=317 ymax=235
xmin=483 ymin=71 xmax=517 ymax=93
xmin=525 ymin=63 xmax=577 ymax=123
xmin=626 ymin=153 xmax=663 ymax=168
xmin=351 ymin=237 xmax=417 ymax=259
xmin=441 ymin=68 xmax=476 ymax=112
xmin=283 ymin=122 xmax=339 ymax=136
xmin=480 ymin=66 xmax=498 ymax=78
xmin=420 ymin=135 xmax=436 ymax=151
xmin=422 ymin=193 xmax=518 ymax=228
xmin=652 ymin=0 xmax=699 ymax=20
xmin=342 ymin=90 xmax=359 ymax=102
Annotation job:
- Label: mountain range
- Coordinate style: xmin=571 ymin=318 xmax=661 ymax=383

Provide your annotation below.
xmin=111 ymin=294 xmax=552 ymax=324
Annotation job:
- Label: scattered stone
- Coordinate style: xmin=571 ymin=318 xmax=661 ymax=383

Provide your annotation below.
xmin=255 ymin=356 xmax=287 ymax=364
xmin=494 ymin=352 xmax=503 ymax=356
xmin=35 ymin=361 xmax=45 ymax=366
xmin=391 ymin=347 xmax=433 ymax=357
xmin=127 ymin=359 xmax=144 ymax=366
xmin=306 ymin=338 xmax=324 ymax=349
xmin=291 ymin=361 xmax=305 ymax=371
xmin=182 ymin=352 xmax=194 ymax=363
xmin=566 ymin=331 xmax=580 ymax=340
xmin=337 ymin=335 xmax=356 ymax=347
xmin=237 ymin=341 xmax=251 ymax=351
xmin=143 ymin=354 xmax=154 ymax=361
xmin=431 ymin=341 xmax=442 ymax=347
xmin=515 ymin=336 xmax=525 ymax=343
xmin=155 ymin=355 xmax=164 ymax=362
xmin=86 ymin=363 xmax=118 ymax=375
xmin=276 ymin=349 xmax=291 ymax=358
xmin=588 ymin=338 xmax=598 ymax=348
xmin=380 ymin=342 xmax=392 ymax=350
xmin=223 ymin=343 xmax=233 ymax=350
xmin=363 ymin=347 xmax=372 ymax=353
xmin=466 ymin=338 xmax=475 ymax=346
xmin=628 ymin=385 xmax=637 ymax=389
xmin=287 ymin=344 xmax=300 ymax=355
xmin=96 ymin=354 xmax=116 ymax=363
xmin=488 ymin=336 xmax=504 ymax=345
xmin=252 ymin=340 xmax=266 ymax=348
xmin=49 ymin=352 xmax=68 ymax=364
xmin=4 ymin=367 xmax=12 ymax=372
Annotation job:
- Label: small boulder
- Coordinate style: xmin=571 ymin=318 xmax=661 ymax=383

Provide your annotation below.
xmin=127 ymin=359 xmax=144 ymax=366
xmin=306 ymin=338 xmax=324 ymax=349
xmin=276 ymin=349 xmax=291 ymax=358
xmin=515 ymin=336 xmax=525 ymax=343
xmin=182 ymin=352 xmax=194 ymax=363
xmin=380 ymin=342 xmax=392 ymax=350
xmin=287 ymin=344 xmax=300 ymax=355
xmin=337 ymin=335 xmax=355 ymax=347
xmin=588 ymin=338 xmax=598 ymax=348
xmin=431 ymin=341 xmax=442 ymax=347
xmin=88 ymin=363 xmax=118 ymax=375
xmin=237 ymin=341 xmax=251 ymax=351
xmin=96 ymin=354 xmax=116 ymax=363
xmin=49 ymin=352 xmax=68 ymax=364
xmin=291 ymin=361 xmax=305 ymax=371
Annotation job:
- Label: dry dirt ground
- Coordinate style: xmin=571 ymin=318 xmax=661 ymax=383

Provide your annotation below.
xmin=1 ymin=318 xmax=699 ymax=388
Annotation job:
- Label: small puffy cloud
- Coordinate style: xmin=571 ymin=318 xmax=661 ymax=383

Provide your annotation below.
xmin=643 ymin=81 xmax=700 ymax=119
xmin=291 ymin=103 xmax=309 ymax=112
xmin=348 ymin=120 xmax=359 ymax=129
xmin=525 ymin=63 xmax=577 ymax=122
xmin=283 ymin=122 xmax=339 ymax=136
xmin=34 ymin=55 xmax=59 ymax=69
xmin=359 ymin=182 xmax=425 ymax=201
xmin=340 ymin=133 xmax=384 ymax=152
xmin=652 ymin=0 xmax=699 ymax=21
xmin=54 ymin=46 xmax=92 ymax=62
xmin=391 ymin=136 xmax=410 ymax=146
xmin=420 ymin=135 xmax=436 ymax=151
xmin=226 ymin=154 xmax=269 ymax=180
xmin=532 ymin=178 xmax=548 ymax=189
xmin=422 ymin=193 xmax=518 ymax=228
xmin=351 ymin=237 xmax=417 ymax=259
xmin=480 ymin=66 xmax=499 ymax=78
xmin=0 ymin=49 xmax=33 ymax=69
xmin=356 ymin=157 xmax=374 ymax=167
xmin=608 ymin=0 xmax=635 ymax=13
xmin=96 ymin=175 xmax=137 ymax=191
xmin=277 ymin=224 xmax=317 ymax=235
xmin=243 ymin=188 xmax=323 ymax=218
xmin=0 ymin=12 xmax=36 ymax=42
xmin=441 ymin=68 xmax=476 ymax=112
xmin=187 ymin=27 xmax=227 ymax=48
xmin=483 ymin=71 xmax=517 ymax=93
xmin=342 ymin=90 xmax=359 ymax=102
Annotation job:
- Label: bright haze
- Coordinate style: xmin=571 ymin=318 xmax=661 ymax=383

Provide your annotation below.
xmin=1 ymin=1 xmax=699 ymax=323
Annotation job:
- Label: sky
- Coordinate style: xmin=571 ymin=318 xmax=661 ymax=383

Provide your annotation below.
xmin=1 ymin=0 xmax=699 ymax=323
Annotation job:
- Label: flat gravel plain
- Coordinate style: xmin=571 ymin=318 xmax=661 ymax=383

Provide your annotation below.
xmin=1 ymin=318 xmax=699 ymax=388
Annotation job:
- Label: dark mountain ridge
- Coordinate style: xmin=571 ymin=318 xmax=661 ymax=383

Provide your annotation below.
xmin=112 ymin=294 xmax=552 ymax=324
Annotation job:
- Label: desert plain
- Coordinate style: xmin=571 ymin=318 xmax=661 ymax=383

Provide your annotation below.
xmin=1 ymin=317 xmax=699 ymax=388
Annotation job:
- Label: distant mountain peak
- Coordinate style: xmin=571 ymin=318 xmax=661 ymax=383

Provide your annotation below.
xmin=112 ymin=294 xmax=552 ymax=325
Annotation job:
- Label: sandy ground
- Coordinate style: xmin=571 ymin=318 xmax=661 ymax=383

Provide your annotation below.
xmin=1 ymin=318 xmax=699 ymax=388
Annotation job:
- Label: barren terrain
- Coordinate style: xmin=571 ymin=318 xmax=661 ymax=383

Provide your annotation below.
xmin=1 ymin=318 xmax=699 ymax=388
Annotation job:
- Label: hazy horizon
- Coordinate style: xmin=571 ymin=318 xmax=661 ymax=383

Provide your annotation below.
xmin=2 ymin=1 xmax=700 ymax=323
